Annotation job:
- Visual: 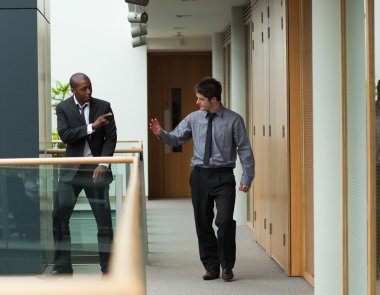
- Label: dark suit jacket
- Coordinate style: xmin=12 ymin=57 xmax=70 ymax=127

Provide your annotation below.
xmin=56 ymin=96 xmax=117 ymax=182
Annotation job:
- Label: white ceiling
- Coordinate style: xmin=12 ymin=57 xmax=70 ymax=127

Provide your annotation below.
xmin=141 ymin=0 xmax=247 ymax=39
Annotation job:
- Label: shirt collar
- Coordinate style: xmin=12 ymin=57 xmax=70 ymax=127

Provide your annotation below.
xmin=202 ymin=103 xmax=224 ymax=118
xmin=73 ymin=96 xmax=89 ymax=108
xmin=215 ymin=103 xmax=224 ymax=117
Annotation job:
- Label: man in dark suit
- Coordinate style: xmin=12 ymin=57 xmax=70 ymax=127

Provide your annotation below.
xmin=52 ymin=73 xmax=117 ymax=275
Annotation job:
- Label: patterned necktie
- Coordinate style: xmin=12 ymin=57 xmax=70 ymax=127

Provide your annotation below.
xmin=203 ymin=112 xmax=216 ymax=165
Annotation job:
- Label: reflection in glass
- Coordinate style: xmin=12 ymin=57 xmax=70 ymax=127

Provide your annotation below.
xmin=0 ymin=167 xmax=42 ymax=274
xmin=0 ymin=163 xmax=125 ymax=276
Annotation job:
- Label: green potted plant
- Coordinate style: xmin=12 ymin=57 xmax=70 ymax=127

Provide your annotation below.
xmin=52 ymin=80 xmax=71 ymax=114
xmin=51 ymin=81 xmax=71 ymax=151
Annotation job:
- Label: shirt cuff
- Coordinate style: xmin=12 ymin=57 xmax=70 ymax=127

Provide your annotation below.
xmin=240 ymin=175 xmax=253 ymax=187
xmin=99 ymin=163 xmax=110 ymax=168
xmin=87 ymin=124 xmax=95 ymax=134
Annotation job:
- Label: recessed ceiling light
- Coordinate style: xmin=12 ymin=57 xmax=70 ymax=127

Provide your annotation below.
xmin=173 ymin=26 xmax=187 ymax=30
xmin=172 ymin=32 xmax=184 ymax=37
xmin=176 ymin=14 xmax=192 ymax=18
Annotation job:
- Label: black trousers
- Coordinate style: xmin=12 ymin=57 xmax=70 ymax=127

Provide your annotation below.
xmin=190 ymin=167 xmax=236 ymax=272
xmin=52 ymin=165 xmax=113 ymax=273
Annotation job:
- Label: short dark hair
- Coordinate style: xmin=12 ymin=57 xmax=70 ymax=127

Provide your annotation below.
xmin=69 ymin=72 xmax=90 ymax=88
xmin=195 ymin=77 xmax=222 ymax=101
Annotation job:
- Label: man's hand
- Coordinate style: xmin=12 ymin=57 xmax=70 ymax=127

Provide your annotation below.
xmin=93 ymin=165 xmax=107 ymax=183
xmin=92 ymin=113 xmax=113 ymax=130
xmin=149 ymin=118 xmax=163 ymax=135
xmin=239 ymin=183 xmax=250 ymax=193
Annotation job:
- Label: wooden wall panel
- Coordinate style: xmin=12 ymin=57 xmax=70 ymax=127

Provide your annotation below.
xmin=251 ymin=0 xmax=313 ymax=280
xmin=287 ymin=0 xmax=303 ymax=276
xmin=148 ymin=55 xmax=165 ymax=198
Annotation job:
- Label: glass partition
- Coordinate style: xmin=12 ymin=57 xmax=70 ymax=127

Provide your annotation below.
xmin=0 ymin=155 xmax=146 ymax=294
xmin=0 ymin=162 xmax=129 ymax=276
xmin=71 ymin=162 xmax=130 ymax=267
xmin=115 ymin=140 xmax=143 ymax=149
xmin=0 ymin=165 xmax=50 ymax=274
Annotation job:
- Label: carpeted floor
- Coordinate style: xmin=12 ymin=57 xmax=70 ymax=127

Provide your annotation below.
xmin=146 ymin=198 xmax=314 ymax=295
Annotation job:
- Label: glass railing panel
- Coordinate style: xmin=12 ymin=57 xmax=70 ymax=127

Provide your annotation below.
xmin=115 ymin=140 xmax=142 ymax=150
xmin=0 ymin=162 xmax=129 ymax=277
xmin=0 ymin=156 xmax=146 ymax=295
xmin=0 ymin=165 xmax=52 ymax=275
xmin=70 ymin=163 xmax=128 ymax=269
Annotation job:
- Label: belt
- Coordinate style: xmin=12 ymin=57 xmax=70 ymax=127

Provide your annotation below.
xmin=193 ymin=166 xmax=233 ymax=172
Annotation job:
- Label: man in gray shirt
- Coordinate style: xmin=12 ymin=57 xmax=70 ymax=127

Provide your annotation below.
xmin=149 ymin=77 xmax=255 ymax=282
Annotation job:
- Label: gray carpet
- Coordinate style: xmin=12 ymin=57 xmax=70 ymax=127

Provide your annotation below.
xmin=146 ymin=198 xmax=314 ymax=295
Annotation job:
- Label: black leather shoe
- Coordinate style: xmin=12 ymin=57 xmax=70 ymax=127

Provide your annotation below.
xmin=202 ymin=269 xmax=220 ymax=280
xmin=222 ymin=269 xmax=234 ymax=281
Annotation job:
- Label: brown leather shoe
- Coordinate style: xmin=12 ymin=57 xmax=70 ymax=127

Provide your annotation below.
xmin=202 ymin=269 xmax=220 ymax=280
xmin=222 ymin=269 xmax=234 ymax=281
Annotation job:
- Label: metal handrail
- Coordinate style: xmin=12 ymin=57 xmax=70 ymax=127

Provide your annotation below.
xmin=0 ymin=156 xmax=146 ymax=295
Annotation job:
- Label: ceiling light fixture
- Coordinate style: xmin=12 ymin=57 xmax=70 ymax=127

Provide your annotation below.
xmin=125 ymin=1 xmax=149 ymax=48
xmin=131 ymin=24 xmax=148 ymax=38
xmin=175 ymin=14 xmax=193 ymax=18
xmin=128 ymin=11 xmax=148 ymax=23
xmin=124 ymin=0 xmax=149 ymax=6
xmin=132 ymin=36 xmax=146 ymax=48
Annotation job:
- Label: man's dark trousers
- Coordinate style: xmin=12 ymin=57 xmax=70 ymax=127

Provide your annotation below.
xmin=52 ymin=165 xmax=113 ymax=273
xmin=190 ymin=167 xmax=236 ymax=272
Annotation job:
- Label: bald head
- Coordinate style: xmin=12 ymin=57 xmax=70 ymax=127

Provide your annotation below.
xmin=69 ymin=72 xmax=92 ymax=105
xmin=69 ymin=73 xmax=90 ymax=88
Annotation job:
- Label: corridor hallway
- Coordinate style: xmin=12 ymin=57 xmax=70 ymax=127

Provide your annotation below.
xmin=146 ymin=198 xmax=313 ymax=295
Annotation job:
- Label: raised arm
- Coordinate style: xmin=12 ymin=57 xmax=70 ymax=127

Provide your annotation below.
xmin=149 ymin=115 xmax=192 ymax=146
xmin=149 ymin=118 xmax=163 ymax=135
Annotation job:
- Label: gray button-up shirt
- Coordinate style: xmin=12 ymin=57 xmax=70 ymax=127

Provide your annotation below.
xmin=158 ymin=104 xmax=255 ymax=186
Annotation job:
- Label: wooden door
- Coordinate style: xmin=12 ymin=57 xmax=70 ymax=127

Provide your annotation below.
xmin=148 ymin=52 xmax=212 ymax=199
xmin=252 ymin=0 xmax=271 ymax=252
xmin=252 ymin=0 xmax=289 ymax=272
xmin=269 ymin=0 xmax=288 ymax=270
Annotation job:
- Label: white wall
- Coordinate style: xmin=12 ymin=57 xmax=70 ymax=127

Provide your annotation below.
xmin=147 ymin=37 xmax=211 ymax=51
xmin=346 ymin=1 xmax=368 ymax=293
xmin=312 ymin=0 xmax=343 ymax=294
xmin=212 ymin=33 xmax=224 ymax=84
xmin=50 ymin=0 xmax=148 ymax=191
